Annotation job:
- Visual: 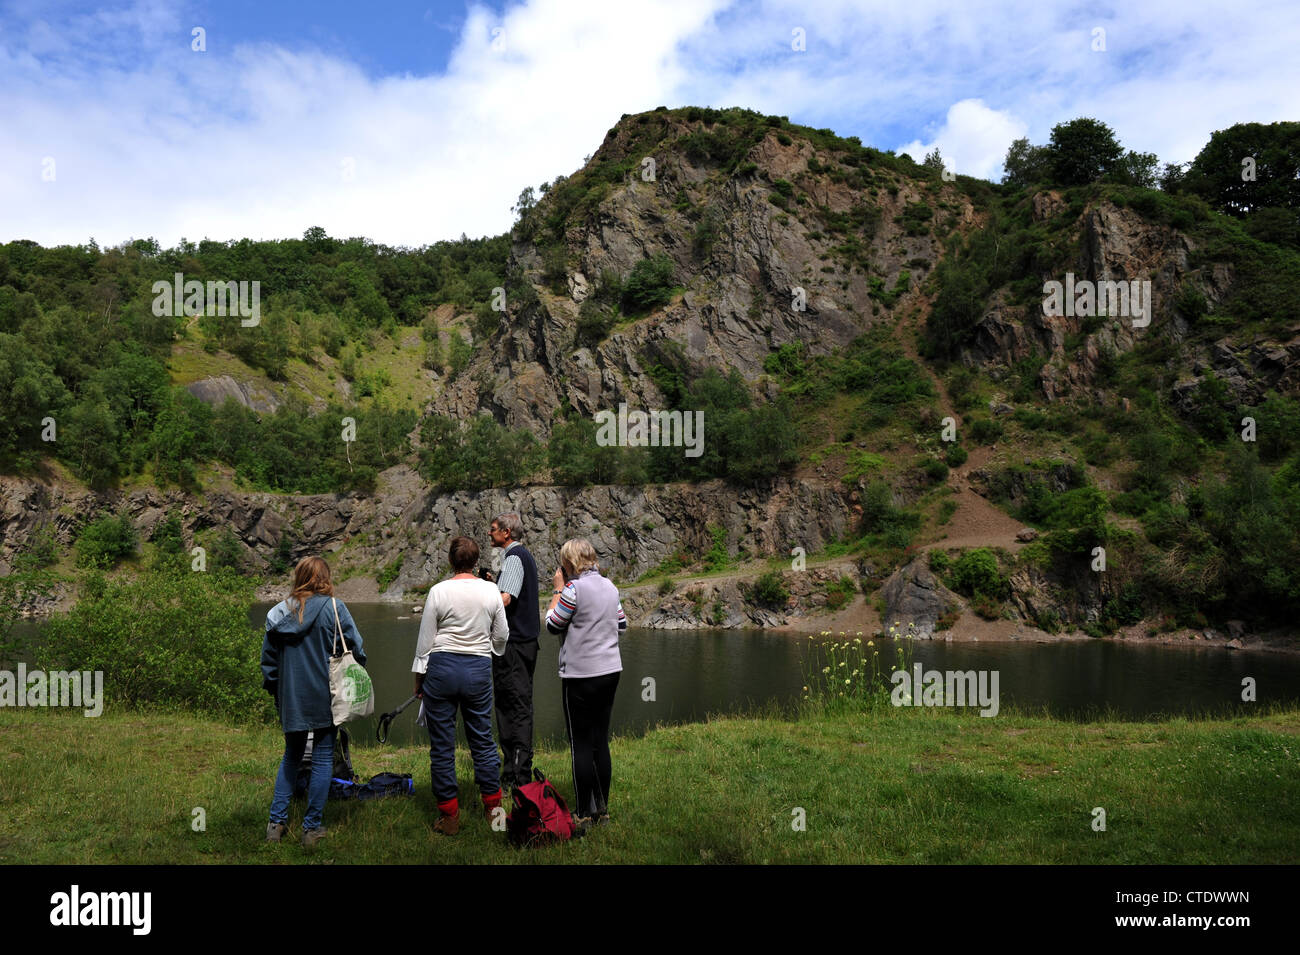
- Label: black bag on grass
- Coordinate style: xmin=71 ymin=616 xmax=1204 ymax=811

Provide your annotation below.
xmin=293 ymin=727 xmax=354 ymax=795
xmin=328 ymin=772 xmax=415 ymax=801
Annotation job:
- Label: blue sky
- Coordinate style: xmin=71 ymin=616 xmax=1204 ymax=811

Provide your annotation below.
xmin=2 ymin=0 xmax=1297 ymax=247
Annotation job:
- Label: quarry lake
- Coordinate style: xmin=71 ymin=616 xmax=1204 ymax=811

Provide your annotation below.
xmin=253 ymin=603 xmax=1300 ymax=749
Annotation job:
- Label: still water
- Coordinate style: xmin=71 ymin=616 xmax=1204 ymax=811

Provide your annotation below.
xmin=253 ymin=603 xmax=1300 ymax=749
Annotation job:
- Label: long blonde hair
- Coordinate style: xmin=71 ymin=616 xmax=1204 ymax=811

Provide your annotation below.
xmin=290 ymin=556 xmax=335 ymax=621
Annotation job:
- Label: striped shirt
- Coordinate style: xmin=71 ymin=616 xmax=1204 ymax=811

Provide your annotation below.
xmin=497 ymin=541 xmax=524 ymax=599
xmin=546 ymin=585 xmax=628 ymax=632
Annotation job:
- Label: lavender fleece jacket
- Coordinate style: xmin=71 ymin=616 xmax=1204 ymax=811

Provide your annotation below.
xmin=545 ymin=569 xmax=626 ymax=679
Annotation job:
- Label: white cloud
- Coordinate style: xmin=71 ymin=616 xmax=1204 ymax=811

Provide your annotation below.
xmin=0 ymin=0 xmax=729 ymax=247
xmin=2 ymin=0 xmax=1299 ymax=247
xmin=897 ymin=99 xmax=1029 ymax=181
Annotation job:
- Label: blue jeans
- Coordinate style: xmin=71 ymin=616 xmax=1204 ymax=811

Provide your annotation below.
xmin=270 ymin=726 xmax=336 ymax=832
xmin=422 ymin=652 xmax=499 ymax=803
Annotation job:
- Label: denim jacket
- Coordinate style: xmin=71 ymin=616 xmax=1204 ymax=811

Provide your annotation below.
xmin=261 ymin=594 xmax=365 ymax=732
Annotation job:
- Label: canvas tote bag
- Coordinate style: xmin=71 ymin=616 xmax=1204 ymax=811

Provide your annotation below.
xmin=329 ymin=597 xmax=374 ymax=724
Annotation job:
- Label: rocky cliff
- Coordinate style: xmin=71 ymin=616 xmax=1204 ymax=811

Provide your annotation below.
xmin=435 ymin=110 xmax=979 ymax=436
xmin=5 ymin=107 xmax=1299 ymax=644
xmin=0 ymin=465 xmax=855 ymax=620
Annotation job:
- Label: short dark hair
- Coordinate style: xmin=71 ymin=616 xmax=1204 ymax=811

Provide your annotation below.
xmin=449 ymin=536 xmax=479 ymax=574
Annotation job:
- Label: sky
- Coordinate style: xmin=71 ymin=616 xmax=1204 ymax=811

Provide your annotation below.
xmin=1 ymin=0 xmax=1297 ymax=249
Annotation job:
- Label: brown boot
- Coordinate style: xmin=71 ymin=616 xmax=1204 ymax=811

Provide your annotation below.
xmin=433 ymin=812 xmax=460 ymax=836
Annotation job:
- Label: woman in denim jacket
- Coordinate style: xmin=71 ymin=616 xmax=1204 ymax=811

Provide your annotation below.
xmin=261 ymin=555 xmax=365 ymax=848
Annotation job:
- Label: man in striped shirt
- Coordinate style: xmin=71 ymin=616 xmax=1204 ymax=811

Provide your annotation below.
xmin=489 ymin=513 xmax=541 ymax=790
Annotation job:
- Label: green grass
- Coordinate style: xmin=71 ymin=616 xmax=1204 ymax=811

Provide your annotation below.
xmin=169 ymin=325 xmax=434 ymax=418
xmin=2 ymin=705 xmax=1297 ymax=864
xmin=351 ymin=325 xmax=433 ymax=413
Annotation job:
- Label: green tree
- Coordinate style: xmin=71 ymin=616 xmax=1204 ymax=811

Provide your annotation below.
xmin=150 ymin=511 xmax=186 ymax=570
xmin=949 ymin=548 xmax=1006 ymax=599
xmin=1047 ymin=118 xmax=1124 ymax=186
xmin=36 ymin=570 xmax=274 ymax=722
xmin=0 ymin=333 xmax=68 ymax=466
xmin=1002 ymin=137 xmax=1051 ymax=188
xmin=150 ymin=389 xmax=213 ymax=489
xmin=210 ymin=528 xmax=247 ymax=573
xmin=1159 ymin=161 xmax=1189 ymax=193
xmin=62 ymin=387 xmax=121 ymax=489
xmin=1245 ymin=206 xmax=1300 ymax=248
xmin=1184 ymin=121 xmax=1300 ymax=216
xmin=419 ymin=413 xmax=542 ymax=491
xmin=511 ymin=186 xmax=538 ymax=238
xmin=548 ymin=416 xmax=621 ymax=485
xmin=447 ymin=333 xmax=473 ymax=375
xmin=1109 ymin=150 xmax=1160 ymax=188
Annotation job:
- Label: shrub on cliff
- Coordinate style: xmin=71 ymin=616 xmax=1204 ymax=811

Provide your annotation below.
xmin=75 ymin=513 xmax=138 ymax=569
xmin=620 ymin=254 xmax=676 ymax=314
xmin=744 ymin=570 xmax=789 ymax=608
xmin=947 ymin=548 xmax=1008 ymax=602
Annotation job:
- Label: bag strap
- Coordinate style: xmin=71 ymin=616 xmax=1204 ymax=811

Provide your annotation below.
xmin=331 ymin=597 xmax=345 ymax=656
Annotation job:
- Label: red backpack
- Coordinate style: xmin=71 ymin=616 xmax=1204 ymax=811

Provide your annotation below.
xmin=506 ymin=769 xmax=575 ymax=847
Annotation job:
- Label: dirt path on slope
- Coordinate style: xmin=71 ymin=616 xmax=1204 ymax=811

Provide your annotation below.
xmin=936 ymin=445 xmax=1029 ymax=553
xmin=890 ymin=292 xmax=1026 ymax=555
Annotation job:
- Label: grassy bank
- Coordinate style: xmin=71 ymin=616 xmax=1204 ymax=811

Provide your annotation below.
xmin=1 ymin=704 xmax=1297 ymax=865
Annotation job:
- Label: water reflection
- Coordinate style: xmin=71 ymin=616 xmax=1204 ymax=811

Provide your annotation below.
xmin=261 ymin=604 xmax=1300 ymax=749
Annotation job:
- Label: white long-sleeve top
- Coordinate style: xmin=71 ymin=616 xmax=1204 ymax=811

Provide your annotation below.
xmin=411 ymin=577 xmax=510 ymax=673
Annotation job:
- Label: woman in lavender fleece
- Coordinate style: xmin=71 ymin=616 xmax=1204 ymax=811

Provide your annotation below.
xmin=544 ymin=538 xmax=627 ymax=832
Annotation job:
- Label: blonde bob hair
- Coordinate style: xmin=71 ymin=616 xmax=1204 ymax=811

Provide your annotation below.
xmin=558 ymin=538 xmax=599 ymax=578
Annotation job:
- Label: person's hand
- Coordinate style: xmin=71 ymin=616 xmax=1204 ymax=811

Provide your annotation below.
xmin=552 ymin=567 xmax=566 ymax=592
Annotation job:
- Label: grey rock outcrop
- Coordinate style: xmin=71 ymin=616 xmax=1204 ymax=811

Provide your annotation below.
xmin=185 ymin=375 xmax=280 ymax=413
xmin=879 ymin=558 xmax=963 ymax=638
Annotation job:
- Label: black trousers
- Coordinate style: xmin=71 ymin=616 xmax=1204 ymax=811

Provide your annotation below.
xmin=492 ymin=638 xmax=539 ymax=788
xmin=561 ymin=672 xmax=620 ymax=818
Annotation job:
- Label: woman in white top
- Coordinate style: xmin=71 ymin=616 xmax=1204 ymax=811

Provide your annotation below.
xmin=412 ymin=536 xmax=509 ymax=835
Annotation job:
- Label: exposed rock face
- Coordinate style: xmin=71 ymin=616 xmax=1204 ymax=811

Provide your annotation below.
xmin=0 ymin=468 xmax=856 ymax=616
xmin=1007 ymin=567 xmax=1056 ymax=625
xmin=956 ymin=197 xmax=1280 ymax=404
xmin=629 ymin=565 xmax=859 ymax=630
xmin=433 ymin=117 xmax=977 ymax=438
xmin=879 ymin=558 xmax=963 ymax=638
xmin=1173 ymin=334 xmax=1300 ymax=411
xmin=185 ymin=375 xmax=280 ymax=413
